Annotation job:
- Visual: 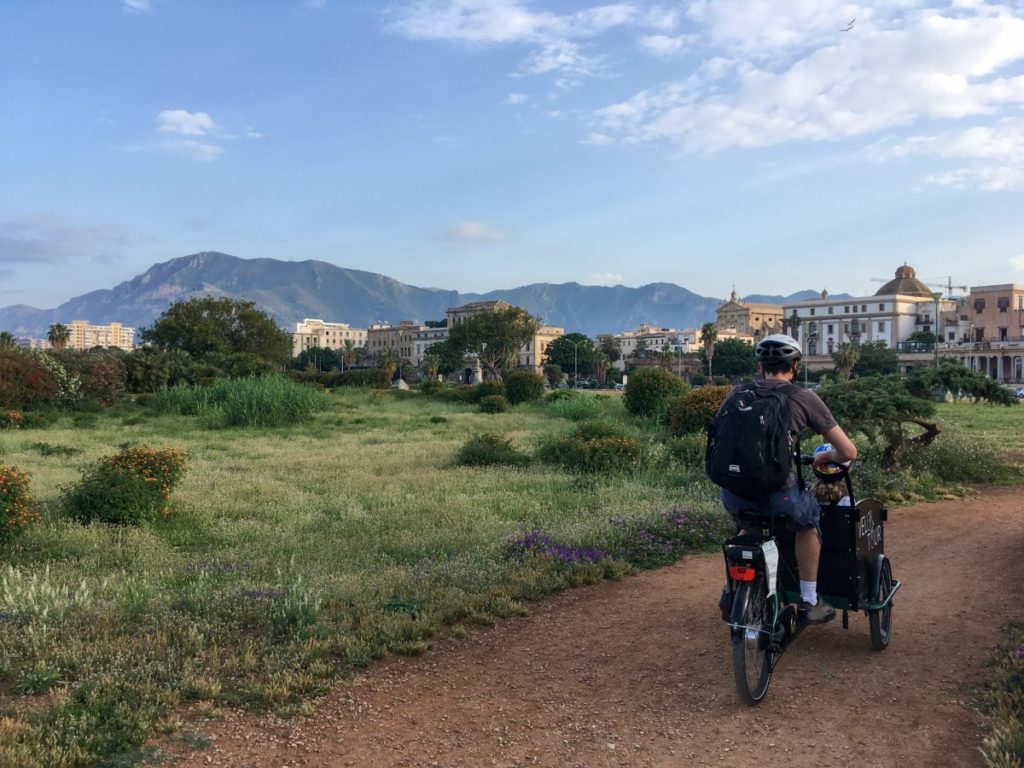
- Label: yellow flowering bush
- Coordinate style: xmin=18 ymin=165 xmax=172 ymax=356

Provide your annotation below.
xmin=0 ymin=465 xmax=37 ymax=545
xmin=60 ymin=446 xmax=188 ymax=525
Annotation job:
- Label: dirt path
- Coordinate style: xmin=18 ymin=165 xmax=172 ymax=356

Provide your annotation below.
xmin=173 ymin=487 xmax=1023 ymax=768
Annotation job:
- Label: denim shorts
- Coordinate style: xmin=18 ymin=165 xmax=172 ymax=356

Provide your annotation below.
xmin=720 ymin=485 xmax=821 ymax=534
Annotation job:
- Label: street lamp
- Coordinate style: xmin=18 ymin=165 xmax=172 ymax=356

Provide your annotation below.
xmin=569 ymin=338 xmax=586 ymax=388
xmin=932 ymin=291 xmax=943 ymax=369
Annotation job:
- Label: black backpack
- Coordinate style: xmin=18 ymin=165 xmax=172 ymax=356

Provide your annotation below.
xmin=705 ymin=382 xmax=801 ymax=500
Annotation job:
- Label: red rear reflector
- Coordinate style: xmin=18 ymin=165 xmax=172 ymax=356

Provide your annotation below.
xmin=729 ymin=565 xmax=757 ymax=582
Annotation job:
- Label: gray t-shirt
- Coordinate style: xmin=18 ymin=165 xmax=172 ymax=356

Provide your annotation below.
xmin=752 ymin=379 xmax=837 ymax=438
xmin=722 ymin=379 xmax=838 ymax=488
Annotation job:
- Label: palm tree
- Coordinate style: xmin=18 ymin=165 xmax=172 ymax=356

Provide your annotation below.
xmin=47 ymin=323 xmax=70 ymax=351
xmin=699 ymin=323 xmax=717 ymax=379
xmin=0 ymin=331 xmax=17 ymax=350
xmin=597 ymin=334 xmax=621 ymax=363
xmin=419 ymin=353 xmax=440 ymax=381
xmin=832 ymin=342 xmax=861 ymax=381
xmin=376 ymin=345 xmax=402 ymax=380
xmin=341 ymin=339 xmax=358 ymax=371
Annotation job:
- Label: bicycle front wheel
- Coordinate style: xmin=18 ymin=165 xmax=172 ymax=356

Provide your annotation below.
xmin=730 ymin=580 xmax=773 ymax=705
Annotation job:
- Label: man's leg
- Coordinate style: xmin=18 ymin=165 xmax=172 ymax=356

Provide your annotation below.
xmin=794 ymin=527 xmax=820 ymax=586
xmin=794 ymin=527 xmax=834 ymax=623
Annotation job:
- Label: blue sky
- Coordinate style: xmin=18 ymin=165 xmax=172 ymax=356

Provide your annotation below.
xmin=2 ymin=0 xmax=1023 ymax=309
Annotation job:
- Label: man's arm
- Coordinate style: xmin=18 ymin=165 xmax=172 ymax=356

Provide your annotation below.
xmin=814 ymin=424 xmax=857 ymax=467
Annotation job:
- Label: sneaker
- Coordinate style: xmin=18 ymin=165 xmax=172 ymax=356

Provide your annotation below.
xmin=799 ymin=597 xmax=836 ymax=625
xmin=719 ymin=585 xmax=732 ymax=621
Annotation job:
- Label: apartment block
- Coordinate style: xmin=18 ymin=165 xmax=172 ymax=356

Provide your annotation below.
xmin=292 ymin=319 xmax=367 ymax=357
xmin=68 ymin=320 xmax=136 ymax=351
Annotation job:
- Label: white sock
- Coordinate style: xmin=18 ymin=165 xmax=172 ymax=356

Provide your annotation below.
xmin=799 ymin=580 xmax=817 ymax=605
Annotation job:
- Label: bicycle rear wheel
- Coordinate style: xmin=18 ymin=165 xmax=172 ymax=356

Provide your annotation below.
xmin=869 ymin=557 xmax=894 ymax=651
xmin=731 ymin=580 xmax=773 ymax=705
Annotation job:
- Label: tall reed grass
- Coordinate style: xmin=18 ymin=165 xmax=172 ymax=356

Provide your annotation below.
xmin=150 ymin=375 xmax=330 ymax=428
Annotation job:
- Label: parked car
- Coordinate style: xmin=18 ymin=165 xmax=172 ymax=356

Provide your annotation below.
xmin=614 ymin=383 xmax=624 ymax=391
xmin=1016 ymin=387 xmax=1024 ymax=399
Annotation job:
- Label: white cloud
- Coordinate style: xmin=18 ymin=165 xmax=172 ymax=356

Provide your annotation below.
xmin=505 ymin=92 xmax=528 ymax=105
xmin=388 ymin=1 xmax=641 ymax=81
xmin=447 ymin=222 xmax=507 ymax=241
xmin=517 ymin=39 xmax=603 ymax=78
xmin=879 ymin=117 xmax=1024 ymax=190
xmin=588 ymin=272 xmax=624 ymax=285
xmin=122 ymin=0 xmax=152 ymax=14
xmin=1011 ymin=254 xmax=1024 ymax=272
xmin=157 ymin=109 xmax=217 ymax=136
xmin=592 ymin=7 xmax=1024 ymax=153
xmin=638 ymin=33 xmax=694 ymax=58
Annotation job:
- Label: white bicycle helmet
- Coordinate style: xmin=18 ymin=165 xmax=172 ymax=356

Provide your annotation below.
xmin=755 ymin=333 xmax=802 ymax=362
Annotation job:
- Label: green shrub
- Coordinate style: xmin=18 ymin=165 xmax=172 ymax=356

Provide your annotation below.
xmin=434 ymin=386 xmax=475 ymax=404
xmin=503 ymin=371 xmax=545 ymax=405
xmin=623 ymin=368 xmax=686 ymax=420
xmin=537 ymin=423 xmax=642 ymax=473
xmin=455 ymin=433 xmax=529 ymax=467
xmin=479 ymin=395 xmax=508 ymax=414
xmin=0 ymin=465 xmax=37 ymax=546
xmin=468 ymin=381 xmax=505 ymax=404
xmin=668 ymin=385 xmax=732 ymax=436
xmin=665 ymin=434 xmax=707 ymax=468
xmin=151 ymin=375 xmax=330 ymax=428
xmin=417 ymin=380 xmax=444 ymax=396
xmin=60 ymin=446 xmax=188 ymax=525
xmin=19 ymin=411 xmax=57 ymax=429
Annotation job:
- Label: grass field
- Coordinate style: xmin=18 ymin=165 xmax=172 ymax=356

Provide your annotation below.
xmin=0 ymin=388 xmax=1020 ymax=765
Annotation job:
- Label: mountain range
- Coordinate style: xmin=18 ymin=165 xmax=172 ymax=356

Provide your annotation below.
xmin=0 ymin=252 xmax=829 ymax=339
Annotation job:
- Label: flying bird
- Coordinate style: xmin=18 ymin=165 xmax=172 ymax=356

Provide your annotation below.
xmin=841 ymin=17 xmax=855 ymax=32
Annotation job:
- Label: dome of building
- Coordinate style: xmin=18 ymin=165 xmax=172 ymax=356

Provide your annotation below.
xmin=873 ymin=265 xmax=933 ymax=297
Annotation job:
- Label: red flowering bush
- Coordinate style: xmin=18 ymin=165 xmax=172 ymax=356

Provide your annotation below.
xmin=60 ymin=446 xmax=188 ymax=525
xmin=0 ymin=350 xmax=60 ymax=411
xmin=0 ymin=465 xmax=38 ymax=546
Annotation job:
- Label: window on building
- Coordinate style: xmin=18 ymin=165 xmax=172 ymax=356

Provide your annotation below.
xmin=975 ymin=327 xmax=985 ymax=342
xmin=878 ymin=303 xmax=885 ymax=311
xmin=974 ymin=299 xmax=986 ymax=314
xmin=809 ymin=308 xmax=815 ymax=315
xmin=827 ymin=324 xmax=834 ymax=334
xmin=998 ymin=297 xmax=1010 ymax=313
xmin=844 ymin=305 xmax=849 ymax=313
xmin=861 ymin=304 xmax=867 ymax=312
xmin=1000 ymin=327 xmax=1008 ymax=341
xmin=828 ymin=307 xmax=834 ymax=315
xmin=877 ymin=321 xmax=886 ymax=333
xmin=807 ymin=322 xmax=817 ymax=333
xmin=948 ymin=331 xmax=955 ymax=341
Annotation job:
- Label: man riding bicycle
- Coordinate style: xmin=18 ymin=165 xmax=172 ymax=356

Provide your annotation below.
xmin=718 ymin=334 xmax=857 ymax=624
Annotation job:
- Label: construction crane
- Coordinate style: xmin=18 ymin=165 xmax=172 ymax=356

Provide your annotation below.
xmin=869 ymin=275 xmax=968 ymax=298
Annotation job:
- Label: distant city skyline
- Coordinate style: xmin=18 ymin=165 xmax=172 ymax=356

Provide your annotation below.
xmin=2 ymin=1 xmax=1022 ymax=309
